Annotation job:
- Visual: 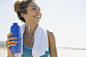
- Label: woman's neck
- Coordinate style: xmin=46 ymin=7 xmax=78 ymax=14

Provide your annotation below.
xmin=25 ymin=22 xmax=38 ymax=34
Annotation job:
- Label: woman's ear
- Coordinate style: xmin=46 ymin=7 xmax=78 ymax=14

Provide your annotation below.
xmin=21 ymin=13 xmax=27 ymax=20
xmin=21 ymin=13 xmax=25 ymax=18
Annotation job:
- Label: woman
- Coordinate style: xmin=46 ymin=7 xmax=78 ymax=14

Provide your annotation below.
xmin=6 ymin=0 xmax=58 ymax=57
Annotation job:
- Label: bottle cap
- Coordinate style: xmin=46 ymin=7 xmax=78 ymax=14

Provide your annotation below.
xmin=13 ymin=23 xmax=18 ymax=25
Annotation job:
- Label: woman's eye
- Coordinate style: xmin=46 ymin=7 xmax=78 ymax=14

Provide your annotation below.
xmin=32 ymin=8 xmax=41 ymax=11
xmin=39 ymin=8 xmax=41 ymax=10
xmin=32 ymin=8 xmax=36 ymax=10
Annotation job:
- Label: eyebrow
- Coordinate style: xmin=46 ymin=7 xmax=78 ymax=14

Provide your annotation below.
xmin=31 ymin=6 xmax=40 ymax=8
xmin=31 ymin=6 xmax=36 ymax=7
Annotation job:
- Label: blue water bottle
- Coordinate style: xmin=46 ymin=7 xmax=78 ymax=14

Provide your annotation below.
xmin=10 ymin=23 xmax=21 ymax=53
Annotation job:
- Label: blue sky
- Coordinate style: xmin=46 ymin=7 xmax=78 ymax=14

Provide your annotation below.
xmin=0 ymin=0 xmax=86 ymax=48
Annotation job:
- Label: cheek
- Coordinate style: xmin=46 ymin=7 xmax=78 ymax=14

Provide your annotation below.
xmin=30 ymin=10 xmax=36 ymax=15
xmin=28 ymin=11 xmax=35 ymax=17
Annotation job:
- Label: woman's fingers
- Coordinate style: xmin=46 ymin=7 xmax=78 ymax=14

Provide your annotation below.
xmin=6 ymin=44 xmax=17 ymax=48
xmin=7 ymin=33 xmax=13 ymax=38
xmin=6 ymin=33 xmax=19 ymax=51
xmin=6 ymin=41 xmax=18 ymax=45
xmin=6 ymin=37 xmax=18 ymax=43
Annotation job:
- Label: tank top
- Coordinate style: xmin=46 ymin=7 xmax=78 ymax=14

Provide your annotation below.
xmin=22 ymin=37 xmax=50 ymax=57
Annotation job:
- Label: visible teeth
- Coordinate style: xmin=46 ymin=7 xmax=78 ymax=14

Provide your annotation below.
xmin=35 ymin=16 xmax=40 ymax=17
xmin=34 ymin=16 xmax=40 ymax=18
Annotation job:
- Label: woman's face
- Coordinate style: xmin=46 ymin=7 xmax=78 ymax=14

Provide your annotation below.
xmin=25 ymin=2 xmax=42 ymax=24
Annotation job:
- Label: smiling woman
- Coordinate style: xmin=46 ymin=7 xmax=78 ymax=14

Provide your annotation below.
xmin=6 ymin=0 xmax=58 ymax=57
xmin=14 ymin=0 xmax=42 ymax=23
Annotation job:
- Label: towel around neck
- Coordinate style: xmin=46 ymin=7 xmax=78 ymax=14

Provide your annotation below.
xmin=14 ymin=23 xmax=48 ymax=57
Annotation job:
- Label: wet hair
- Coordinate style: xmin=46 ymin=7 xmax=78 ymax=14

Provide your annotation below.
xmin=13 ymin=0 xmax=36 ymax=23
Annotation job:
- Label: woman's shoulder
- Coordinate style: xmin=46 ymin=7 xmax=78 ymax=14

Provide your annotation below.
xmin=46 ymin=30 xmax=53 ymax=36
xmin=46 ymin=30 xmax=55 ymax=42
xmin=46 ymin=30 xmax=57 ymax=57
xmin=46 ymin=30 xmax=54 ymax=37
xmin=46 ymin=30 xmax=53 ymax=35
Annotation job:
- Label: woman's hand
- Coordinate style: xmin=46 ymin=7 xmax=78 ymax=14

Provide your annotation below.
xmin=6 ymin=33 xmax=19 ymax=52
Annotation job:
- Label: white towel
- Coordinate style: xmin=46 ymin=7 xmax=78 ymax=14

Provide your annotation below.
xmin=14 ymin=23 xmax=49 ymax=57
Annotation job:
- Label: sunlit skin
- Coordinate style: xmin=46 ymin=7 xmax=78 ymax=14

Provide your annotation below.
xmin=6 ymin=1 xmax=58 ymax=57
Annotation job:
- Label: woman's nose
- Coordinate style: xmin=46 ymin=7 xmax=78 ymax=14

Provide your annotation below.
xmin=36 ymin=9 xmax=40 ymax=13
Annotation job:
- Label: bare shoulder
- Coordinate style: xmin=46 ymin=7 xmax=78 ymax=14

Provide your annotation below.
xmin=46 ymin=30 xmax=55 ymax=42
xmin=46 ymin=30 xmax=58 ymax=57
xmin=46 ymin=30 xmax=56 ymax=46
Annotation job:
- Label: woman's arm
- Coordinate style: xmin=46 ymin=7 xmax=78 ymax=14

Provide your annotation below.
xmin=47 ymin=30 xmax=58 ymax=57
xmin=7 ymin=50 xmax=14 ymax=57
xmin=6 ymin=33 xmax=18 ymax=57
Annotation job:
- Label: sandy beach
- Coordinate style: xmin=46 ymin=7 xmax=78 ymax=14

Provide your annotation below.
xmin=0 ymin=48 xmax=86 ymax=57
xmin=0 ymin=48 xmax=7 ymax=57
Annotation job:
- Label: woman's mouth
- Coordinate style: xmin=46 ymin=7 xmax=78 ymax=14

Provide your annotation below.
xmin=33 ymin=16 xmax=40 ymax=19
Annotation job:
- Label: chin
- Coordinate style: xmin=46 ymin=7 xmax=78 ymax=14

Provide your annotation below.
xmin=33 ymin=18 xmax=40 ymax=24
xmin=32 ymin=20 xmax=39 ymax=24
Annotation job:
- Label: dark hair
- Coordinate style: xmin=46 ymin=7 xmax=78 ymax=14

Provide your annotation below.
xmin=13 ymin=0 xmax=36 ymax=23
